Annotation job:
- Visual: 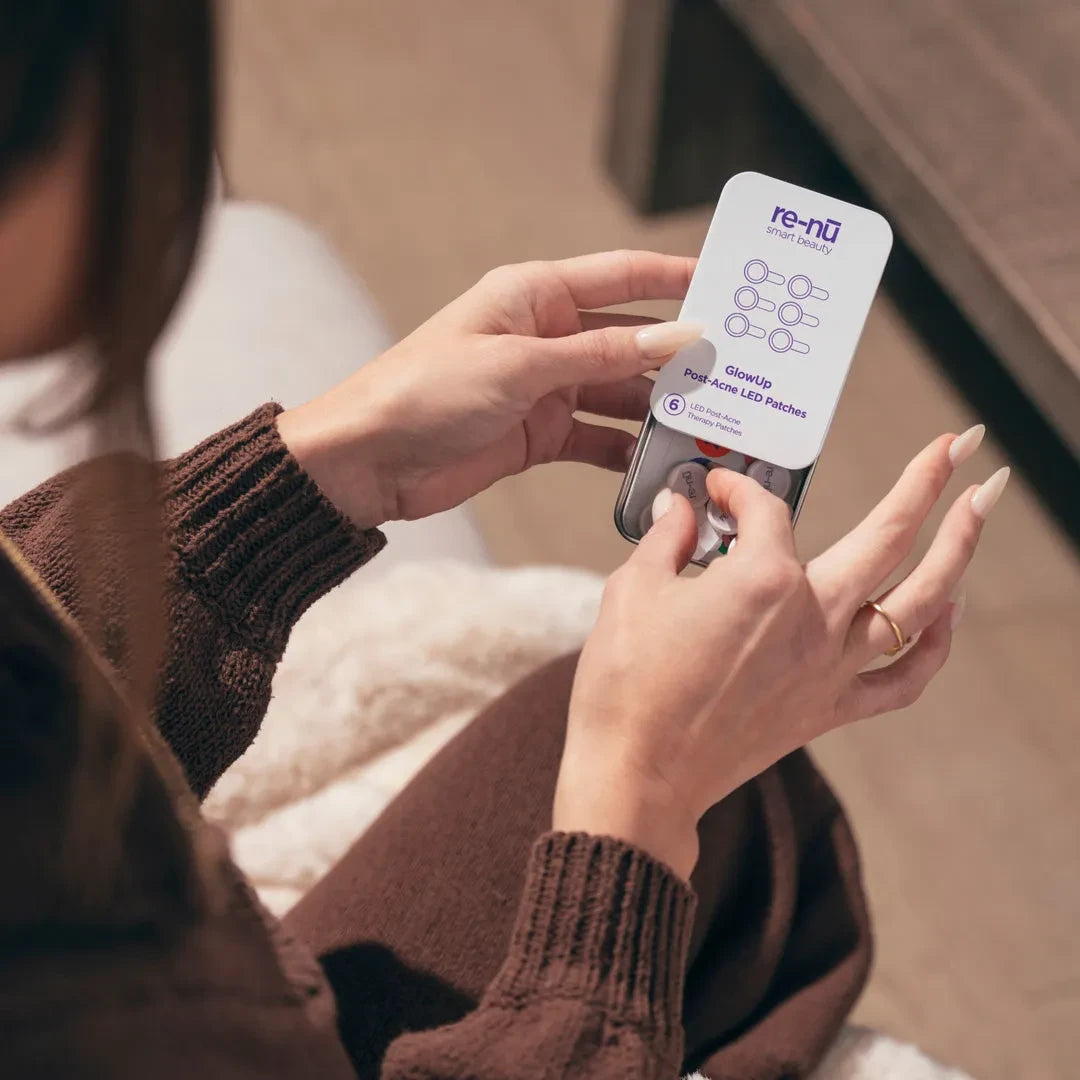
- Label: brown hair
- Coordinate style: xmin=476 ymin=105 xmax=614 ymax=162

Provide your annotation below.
xmin=2 ymin=1 xmax=215 ymax=428
xmin=1 ymin=2 xmax=218 ymax=908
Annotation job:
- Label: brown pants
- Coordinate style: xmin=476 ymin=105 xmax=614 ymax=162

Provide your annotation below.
xmin=284 ymin=654 xmax=871 ymax=1078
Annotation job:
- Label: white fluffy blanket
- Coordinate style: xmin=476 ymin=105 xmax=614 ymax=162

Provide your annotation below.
xmin=203 ymin=560 xmax=604 ymax=912
xmin=204 ymin=559 xmax=972 ymax=1080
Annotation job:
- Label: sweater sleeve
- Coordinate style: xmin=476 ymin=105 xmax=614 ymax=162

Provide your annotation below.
xmin=381 ymin=832 xmax=696 ymax=1080
xmin=0 ymin=403 xmax=384 ymax=798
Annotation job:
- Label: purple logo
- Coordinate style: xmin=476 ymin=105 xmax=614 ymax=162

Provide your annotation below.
xmin=770 ymin=206 xmax=841 ymax=243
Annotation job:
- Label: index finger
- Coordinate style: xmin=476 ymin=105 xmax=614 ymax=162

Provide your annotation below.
xmin=548 ymin=250 xmax=696 ymax=310
xmin=704 ymin=467 xmax=796 ymax=557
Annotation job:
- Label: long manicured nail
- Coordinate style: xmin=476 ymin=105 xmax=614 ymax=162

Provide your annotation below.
xmin=651 ymin=487 xmax=674 ymax=521
xmin=636 ymin=320 xmax=705 ymax=359
xmin=950 ymin=590 xmax=967 ymax=631
xmin=948 ymin=423 xmax=985 ymax=467
xmin=970 ymin=466 xmax=1010 ymax=519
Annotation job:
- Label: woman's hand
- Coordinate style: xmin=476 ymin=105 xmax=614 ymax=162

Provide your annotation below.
xmin=276 ymin=251 xmax=702 ymax=528
xmin=554 ymin=432 xmax=1007 ymax=880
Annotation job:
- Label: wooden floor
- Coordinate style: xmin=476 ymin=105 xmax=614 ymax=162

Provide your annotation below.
xmin=221 ymin=3 xmax=1080 ymax=1077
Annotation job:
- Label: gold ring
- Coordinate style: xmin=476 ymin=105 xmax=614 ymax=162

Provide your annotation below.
xmin=863 ymin=599 xmax=906 ymax=656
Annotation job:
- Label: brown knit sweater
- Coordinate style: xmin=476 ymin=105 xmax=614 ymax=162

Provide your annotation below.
xmin=0 ymin=404 xmax=695 ymax=1079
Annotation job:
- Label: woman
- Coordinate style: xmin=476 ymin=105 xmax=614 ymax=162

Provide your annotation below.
xmin=0 ymin=5 xmax=1005 ymax=1078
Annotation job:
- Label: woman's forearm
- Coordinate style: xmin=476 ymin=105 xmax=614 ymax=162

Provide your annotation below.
xmin=382 ymin=832 xmax=695 ymax=1080
xmin=0 ymin=403 xmax=384 ymax=797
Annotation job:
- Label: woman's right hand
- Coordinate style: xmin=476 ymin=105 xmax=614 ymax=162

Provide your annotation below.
xmin=554 ymin=431 xmax=1007 ymax=880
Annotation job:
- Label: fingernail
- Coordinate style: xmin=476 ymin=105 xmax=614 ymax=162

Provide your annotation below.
xmin=948 ymin=423 xmax=985 ymax=467
xmin=625 ymin=439 xmax=637 ymax=467
xmin=950 ymin=590 xmax=967 ymax=631
xmin=651 ymin=487 xmax=674 ymax=521
xmin=635 ymin=320 xmax=705 ymax=359
xmin=970 ymin=465 xmax=1010 ymax=520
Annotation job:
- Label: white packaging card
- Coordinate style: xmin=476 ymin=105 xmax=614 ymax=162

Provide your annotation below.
xmin=651 ymin=172 xmax=893 ymax=469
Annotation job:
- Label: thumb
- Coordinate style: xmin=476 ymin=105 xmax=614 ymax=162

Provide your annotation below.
xmin=630 ymin=488 xmax=698 ymax=575
xmin=523 ymin=320 xmax=705 ymax=399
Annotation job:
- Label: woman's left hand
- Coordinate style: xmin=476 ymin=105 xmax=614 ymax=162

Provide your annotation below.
xmin=276 ymin=251 xmax=701 ymax=529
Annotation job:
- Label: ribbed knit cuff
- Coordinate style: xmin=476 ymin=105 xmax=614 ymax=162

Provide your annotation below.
xmin=488 ymin=832 xmax=696 ymax=1044
xmin=162 ymin=403 xmax=385 ymax=654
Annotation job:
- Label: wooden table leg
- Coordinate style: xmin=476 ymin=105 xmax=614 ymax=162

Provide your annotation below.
xmin=605 ymin=0 xmax=834 ymax=213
